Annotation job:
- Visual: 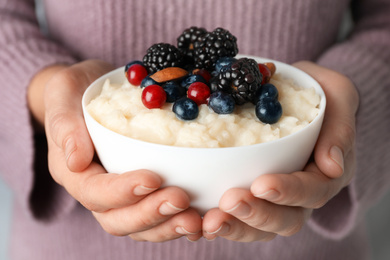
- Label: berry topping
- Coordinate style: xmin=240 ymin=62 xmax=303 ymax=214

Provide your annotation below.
xmin=193 ymin=28 xmax=238 ymax=70
xmin=257 ymin=63 xmax=272 ymax=85
xmin=125 ymin=63 xmax=148 ymax=86
xmin=215 ymin=56 xmax=237 ymax=74
xmin=255 ymin=83 xmax=279 ymax=102
xmin=180 ymin=74 xmax=208 ymax=89
xmin=192 ymin=68 xmax=212 ymax=83
xmin=187 ymin=82 xmax=211 ymax=105
xmin=140 ymin=75 xmax=158 ymax=89
xmin=162 ymin=81 xmax=186 ymax=103
xmin=133 ymin=26 xmax=281 ymax=123
xmin=177 ymin=26 xmax=208 ymax=64
xmin=173 ymin=97 xmax=199 ymax=120
xmin=143 ymin=43 xmax=184 ymax=73
xmin=141 ymin=85 xmax=167 ymax=109
xmin=255 ymin=98 xmax=283 ymax=124
xmin=208 ymin=91 xmax=235 ymax=114
xmin=212 ymin=57 xmax=263 ymax=105
xmin=125 ymin=60 xmax=144 ymax=72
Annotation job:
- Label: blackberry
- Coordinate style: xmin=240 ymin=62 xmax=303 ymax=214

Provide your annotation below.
xmin=193 ymin=28 xmax=238 ymax=70
xmin=177 ymin=26 xmax=208 ymax=64
xmin=213 ymin=58 xmax=263 ymax=105
xmin=143 ymin=43 xmax=184 ymax=74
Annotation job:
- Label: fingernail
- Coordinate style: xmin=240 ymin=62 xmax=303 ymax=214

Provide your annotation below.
xmin=64 ymin=138 xmax=76 ymax=161
xmin=175 ymin=227 xmax=197 ymax=235
xmin=133 ymin=185 xmax=157 ymax=196
xmin=224 ymin=202 xmax=251 ymax=217
xmin=205 ymin=223 xmax=230 ymax=236
xmin=254 ymin=189 xmax=280 ymax=200
xmin=159 ymin=202 xmax=185 ymax=215
xmin=330 ymin=146 xmax=344 ymax=172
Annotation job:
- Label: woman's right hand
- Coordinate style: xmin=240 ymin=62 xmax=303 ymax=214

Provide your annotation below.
xmin=31 ymin=60 xmax=202 ymax=242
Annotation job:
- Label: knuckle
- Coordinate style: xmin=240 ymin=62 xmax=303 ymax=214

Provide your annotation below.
xmin=257 ymin=212 xmax=272 ymax=229
xmin=282 ymin=211 xmax=306 ymax=237
xmin=312 ymin=183 xmax=334 ymax=209
xmin=259 ymin=233 xmax=277 ymax=242
xmin=93 ymin=213 xmax=125 ymax=237
xmin=337 ymin=123 xmax=356 ymax=149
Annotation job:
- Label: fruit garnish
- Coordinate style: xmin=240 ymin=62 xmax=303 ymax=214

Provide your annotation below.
xmin=255 ymin=98 xmax=282 ymax=124
xmin=173 ymin=97 xmax=199 ymax=120
xmin=127 ymin=26 xmax=282 ymax=123
xmin=212 ymin=57 xmax=263 ymax=105
xmin=162 ymin=81 xmax=186 ymax=103
xmin=187 ymin=82 xmax=211 ymax=105
xmin=177 ymin=26 xmax=208 ymax=63
xmin=208 ymin=91 xmax=235 ymax=114
xmin=141 ymin=85 xmax=167 ymax=109
xmin=257 ymin=63 xmax=272 ymax=85
xmin=193 ymin=28 xmax=238 ymax=70
xmin=192 ymin=68 xmax=212 ymax=83
xmin=126 ymin=63 xmax=148 ymax=86
xmin=140 ymin=75 xmax=158 ymax=89
xmin=180 ymin=74 xmax=208 ymax=89
xmin=255 ymin=83 xmax=279 ymax=102
xmin=143 ymin=43 xmax=184 ymax=74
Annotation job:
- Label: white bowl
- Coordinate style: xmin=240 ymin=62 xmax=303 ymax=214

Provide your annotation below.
xmin=82 ymin=56 xmax=326 ymax=214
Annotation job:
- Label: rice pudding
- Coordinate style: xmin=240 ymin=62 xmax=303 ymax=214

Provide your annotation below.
xmin=86 ymin=73 xmax=320 ymax=148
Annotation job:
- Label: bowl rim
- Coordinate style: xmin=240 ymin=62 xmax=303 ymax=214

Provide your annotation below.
xmin=82 ymin=55 xmax=326 ymax=151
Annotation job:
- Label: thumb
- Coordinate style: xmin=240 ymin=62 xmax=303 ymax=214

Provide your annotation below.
xmin=293 ymin=61 xmax=359 ymax=179
xmin=45 ymin=60 xmax=114 ymax=172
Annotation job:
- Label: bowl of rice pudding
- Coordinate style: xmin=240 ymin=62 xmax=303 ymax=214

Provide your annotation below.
xmin=82 ymin=55 xmax=326 ymax=214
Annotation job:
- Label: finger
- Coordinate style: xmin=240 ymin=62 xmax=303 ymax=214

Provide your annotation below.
xmin=251 ymin=162 xmax=349 ymax=209
xmin=44 ymin=60 xmax=114 ymax=172
xmin=218 ymin=189 xmax=310 ymax=237
xmin=46 ymin=140 xmax=162 ymax=211
xmin=293 ymin=61 xmax=359 ymax=179
xmin=203 ymin=208 xmax=277 ymax=242
xmin=128 ymin=208 xmax=202 ymax=242
xmin=92 ymin=187 xmax=191 ymax=236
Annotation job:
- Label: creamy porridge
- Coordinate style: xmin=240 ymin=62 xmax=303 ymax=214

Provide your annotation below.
xmin=86 ymin=73 xmax=320 ymax=148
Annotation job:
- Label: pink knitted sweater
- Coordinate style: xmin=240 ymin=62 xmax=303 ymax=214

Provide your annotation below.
xmin=1 ymin=0 xmax=390 ymax=259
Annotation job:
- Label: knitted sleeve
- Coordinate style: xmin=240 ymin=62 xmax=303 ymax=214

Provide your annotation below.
xmin=0 ymin=0 xmax=77 ymax=221
xmin=308 ymin=0 xmax=390 ymax=239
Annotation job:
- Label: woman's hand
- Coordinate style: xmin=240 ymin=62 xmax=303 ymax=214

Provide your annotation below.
xmin=29 ymin=60 xmax=202 ymax=242
xmin=202 ymin=61 xmax=359 ymax=242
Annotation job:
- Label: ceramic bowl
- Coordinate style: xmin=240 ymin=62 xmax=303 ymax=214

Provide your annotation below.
xmin=82 ymin=56 xmax=326 ymax=214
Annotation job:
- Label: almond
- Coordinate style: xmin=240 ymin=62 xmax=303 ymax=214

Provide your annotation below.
xmin=150 ymin=67 xmax=189 ymax=83
xmin=264 ymin=62 xmax=276 ymax=76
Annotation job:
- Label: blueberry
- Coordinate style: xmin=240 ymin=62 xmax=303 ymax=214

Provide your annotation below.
xmin=255 ymin=83 xmax=279 ymax=102
xmin=140 ymin=75 xmax=158 ymax=88
xmin=180 ymin=74 xmax=207 ymax=89
xmin=162 ymin=81 xmax=186 ymax=103
xmin=255 ymin=98 xmax=282 ymax=124
xmin=173 ymin=97 xmax=199 ymax=120
xmin=208 ymin=91 xmax=235 ymax=114
xmin=215 ymin=57 xmax=236 ymax=73
xmin=124 ymin=60 xmax=144 ymax=72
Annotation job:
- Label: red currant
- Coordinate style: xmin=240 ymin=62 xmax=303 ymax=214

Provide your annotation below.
xmin=192 ymin=68 xmax=212 ymax=83
xmin=141 ymin=85 xmax=166 ymax=109
xmin=187 ymin=82 xmax=210 ymax=105
xmin=126 ymin=64 xmax=148 ymax=86
xmin=258 ymin=63 xmax=271 ymax=85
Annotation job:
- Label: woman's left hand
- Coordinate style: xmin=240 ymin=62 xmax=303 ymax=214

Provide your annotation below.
xmin=202 ymin=61 xmax=359 ymax=242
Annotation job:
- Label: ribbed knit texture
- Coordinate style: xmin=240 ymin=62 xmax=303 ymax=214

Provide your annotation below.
xmin=1 ymin=0 xmax=390 ymax=259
